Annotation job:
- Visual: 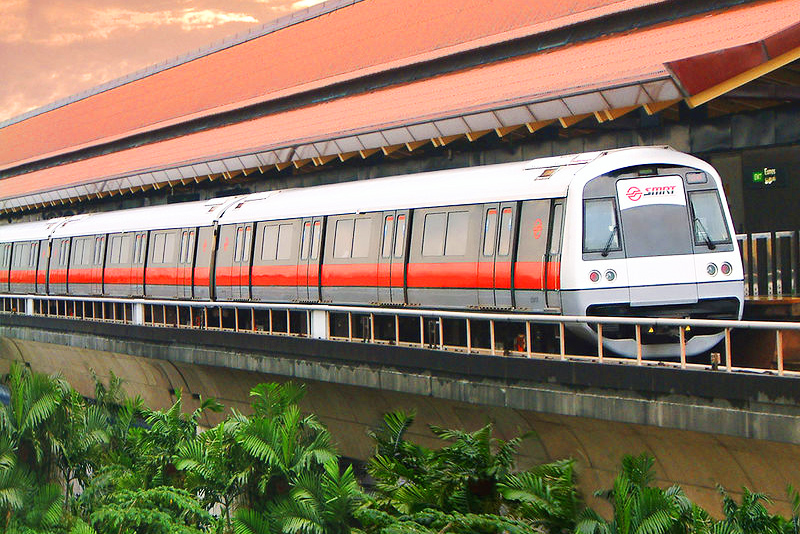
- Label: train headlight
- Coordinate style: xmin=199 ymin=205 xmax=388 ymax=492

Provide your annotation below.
xmin=589 ymin=270 xmax=601 ymax=283
xmin=605 ymin=269 xmax=616 ymax=282
xmin=706 ymin=263 xmax=718 ymax=276
xmin=721 ymin=262 xmax=732 ymax=276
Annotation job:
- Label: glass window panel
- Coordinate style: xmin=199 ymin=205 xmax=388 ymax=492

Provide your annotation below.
xmin=243 ymin=227 xmax=252 ymax=261
xmin=689 ymin=191 xmax=731 ymax=246
xmin=311 ymin=221 xmax=322 ymax=260
xmin=352 ymin=218 xmax=372 ymax=258
xmin=334 ymin=219 xmax=354 ymax=259
xmin=550 ymin=204 xmax=564 ymax=255
xmin=583 ymin=199 xmax=619 ymax=253
xmin=152 ymin=233 xmax=166 ymax=263
xmin=301 ymin=222 xmax=312 ymax=260
xmin=498 ymin=208 xmax=513 ymax=256
xmin=382 ymin=216 xmax=394 ymax=259
xmin=444 ymin=211 xmax=469 ymax=256
xmin=483 ymin=208 xmax=497 ymax=256
xmin=261 ymin=226 xmax=279 ymax=261
xmin=394 ymin=215 xmax=406 ymax=258
xmin=234 ymin=228 xmax=244 ymax=262
xmin=422 ymin=212 xmax=446 ymax=257
xmin=277 ymin=224 xmax=294 ymax=260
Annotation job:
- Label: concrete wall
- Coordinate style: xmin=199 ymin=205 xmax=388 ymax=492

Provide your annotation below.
xmin=2 ymin=334 xmax=800 ymax=517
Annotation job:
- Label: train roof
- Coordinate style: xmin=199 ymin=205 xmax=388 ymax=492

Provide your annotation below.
xmin=219 ymin=157 xmax=580 ymax=225
xmin=0 ymin=217 xmax=71 ymax=243
xmin=0 ymin=146 xmax=710 ymax=241
xmin=49 ymin=196 xmax=244 ymax=238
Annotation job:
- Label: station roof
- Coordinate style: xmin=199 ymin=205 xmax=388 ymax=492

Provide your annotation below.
xmin=1 ymin=0 xmax=799 ymax=214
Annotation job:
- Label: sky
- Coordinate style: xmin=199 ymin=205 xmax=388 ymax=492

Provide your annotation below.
xmin=0 ymin=0 xmax=326 ymax=123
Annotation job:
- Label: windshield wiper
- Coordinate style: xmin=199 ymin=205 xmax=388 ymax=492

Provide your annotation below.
xmin=694 ymin=217 xmax=716 ymax=250
xmin=601 ymin=225 xmax=618 ymax=257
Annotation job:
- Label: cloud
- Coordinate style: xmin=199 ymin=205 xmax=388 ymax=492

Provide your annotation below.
xmin=8 ymin=6 xmax=259 ymax=46
xmin=0 ymin=0 xmax=28 ymax=43
xmin=290 ymin=0 xmax=326 ymax=10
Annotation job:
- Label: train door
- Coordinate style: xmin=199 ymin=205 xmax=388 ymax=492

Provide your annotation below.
xmin=177 ymin=228 xmax=196 ymax=299
xmin=0 ymin=243 xmax=11 ymax=293
xmin=377 ymin=210 xmax=408 ymax=304
xmin=544 ymin=200 xmax=565 ymax=311
xmin=91 ymin=235 xmax=105 ymax=295
xmin=231 ymin=224 xmax=253 ymax=300
xmin=50 ymin=238 xmax=70 ymax=295
xmin=36 ymin=240 xmax=48 ymax=293
xmin=478 ymin=203 xmax=517 ymax=307
xmin=297 ymin=217 xmax=323 ymax=302
xmin=132 ymin=233 xmax=146 ymax=296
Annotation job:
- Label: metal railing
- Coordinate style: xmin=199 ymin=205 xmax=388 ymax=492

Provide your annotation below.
xmin=2 ymin=294 xmax=799 ymax=378
xmin=738 ymin=230 xmax=800 ymax=298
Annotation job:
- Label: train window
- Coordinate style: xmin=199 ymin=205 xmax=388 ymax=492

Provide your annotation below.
xmin=483 ymin=209 xmax=497 ymax=256
xmin=110 ymin=236 xmax=122 ymax=264
xmin=352 ymin=219 xmax=371 ymax=258
xmin=498 ymin=208 xmax=513 ymax=256
xmin=152 ymin=233 xmax=166 ymax=264
xmin=394 ymin=215 xmax=406 ymax=258
xmin=30 ymin=243 xmax=37 ymax=268
xmin=300 ymin=222 xmax=312 ymax=260
xmin=583 ymin=199 xmax=619 ymax=253
xmin=311 ymin=221 xmax=322 ymax=260
xmin=261 ymin=226 xmax=279 ymax=261
xmin=422 ymin=212 xmax=446 ymax=256
xmin=382 ymin=216 xmax=394 ymax=259
xmin=134 ymin=235 xmax=143 ymax=264
xmin=243 ymin=227 xmax=252 ymax=261
xmin=550 ymin=204 xmax=564 ymax=255
xmin=334 ymin=219 xmax=354 ymax=259
xmin=444 ymin=211 xmax=469 ymax=256
xmin=234 ymin=228 xmax=244 ymax=262
xmin=689 ymin=191 xmax=731 ymax=246
xmin=180 ymin=232 xmax=189 ymax=264
xmin=71 ymin=240 xmax=84 ymax=266
xmin=187 ymin=231 xmax=195 ymax=263
xmin=277 ymin=225 xmax=293 ymax=260
xmin=94 ymin=237 xmax=104 ymax=265
xmin=164 ymin=233 xmax=176 ymax=263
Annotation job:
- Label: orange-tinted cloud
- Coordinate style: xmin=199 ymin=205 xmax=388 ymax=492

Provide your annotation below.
xmin=0 ymin=0 xmax=301 ymax=122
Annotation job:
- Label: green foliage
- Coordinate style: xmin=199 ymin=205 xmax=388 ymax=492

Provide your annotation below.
xmin=87 ymin=486 xmax=212 ymax=534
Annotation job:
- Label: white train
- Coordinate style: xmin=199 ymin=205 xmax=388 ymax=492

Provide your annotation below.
xmin=0 ymin=146 xmax=744 ymax=357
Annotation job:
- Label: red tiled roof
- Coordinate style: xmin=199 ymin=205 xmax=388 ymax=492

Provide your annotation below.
xmin=0 ymin=0 xmax=670 ymax=170
xmin=2 ymin=0 xmax=797 ymax=206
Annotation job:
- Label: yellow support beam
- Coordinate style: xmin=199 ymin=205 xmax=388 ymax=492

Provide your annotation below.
xmin=405 ymin=140 xmax=429 ymax=151
xmin=293 ymin=159 xmax=311 ymax=169
xmin=495 ymin=124 xmax=523 ymax=137
xmin=381 ymin=144 xmax=405 ymax=156
xmin=558 ymin=113 xmax=592 ymax=128
xmin=643 ymin=99 xmax=680 ymax=116
xmin=687 ymin=45 xmax=800 ymax=108
xmin=338 ymin=151 xmax=358 ymax=162
xmin=313 ymin=154 xmax=338 ymax=166
xmin=526 ymin=120 xmax=555 ymax=133
xmin=359 ymin=148 xmax=379 ymax=159
xmin=275 ymin=161 xmax=293 ymax=171
xmin=466 ymin=129 xmax=492 ymax=142
xmin=433 ymin=134 xmax=463 ymax=147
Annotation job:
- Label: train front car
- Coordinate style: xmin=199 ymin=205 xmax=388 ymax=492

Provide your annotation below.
xmin=560 ymin=147 xmax=744 ymax=358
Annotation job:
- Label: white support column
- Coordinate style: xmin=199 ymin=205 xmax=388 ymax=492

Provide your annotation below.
xmin=309 ymin=310 xmax=328 ymax=339
xmin=25 ymin=298 xmax=34 ymax=315
xmin=132 ymin=303 xmax=145 ymax=325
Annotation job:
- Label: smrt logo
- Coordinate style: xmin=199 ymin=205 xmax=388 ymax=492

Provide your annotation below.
xmin=625 ymin=185 xmax=676 ymax=202
xmin=626 ymin=186 xmax=642 ymax=202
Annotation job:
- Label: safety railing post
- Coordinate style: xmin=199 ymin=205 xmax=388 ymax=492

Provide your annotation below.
xmin=679 ymin=326 xmax=686 ymax=369
xmin=777 ymin=329 xmax=784 ymax=376
xmin=635 ymin=324 xmax=642 ymax=364
xmin=597 ymin=323 xmax=604 ymax=361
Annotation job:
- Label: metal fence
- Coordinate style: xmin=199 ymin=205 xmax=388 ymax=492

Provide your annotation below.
xmin=2 ymin=293 xmax=799 ymax=379
xmin=738 ymin=230 xmax=800 ymax=298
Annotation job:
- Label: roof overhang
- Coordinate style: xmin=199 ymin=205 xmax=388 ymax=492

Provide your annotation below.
xmin=1 ymin=1 xmax=798 ymax=214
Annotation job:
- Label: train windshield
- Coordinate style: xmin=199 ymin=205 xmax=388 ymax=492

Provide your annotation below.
xmin=614 ymin=175 xmax=693 ymax=258
xmin=688 ymin=190 xmax=731 ymax=247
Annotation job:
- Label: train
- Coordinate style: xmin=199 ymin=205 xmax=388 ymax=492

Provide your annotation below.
xmin=0 ymin=146 xmax=744 ymax=357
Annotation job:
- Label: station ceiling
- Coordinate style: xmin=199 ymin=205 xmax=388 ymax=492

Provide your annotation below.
xmin=1 ymin=0 xmax=799 ymax=214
